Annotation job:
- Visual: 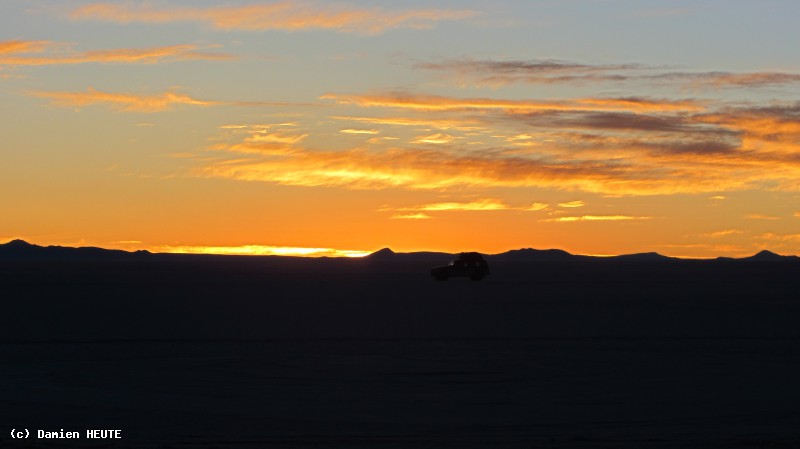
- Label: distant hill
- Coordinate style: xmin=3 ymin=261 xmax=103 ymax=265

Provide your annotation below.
xmin=365 ymin=247 xmax=584 ymax=263
xmin=738 ymin=250 xmax=798 ymax=262
xmin=364 ymin=247 xmax=396 ymax=260
xmin=368 ymin=247 xmax=679 ymax=263
xmin=0 ymin=239 xmax=150 ymax=261
xmin=0 ymin=239 xmax=42 ymax=254
xmin=364 ymin=247 xmax=453 ymax=263
xmin=489 ymin=248 xmax=579 ymax=262
xmin=367 ymin=247 xmax=799 ymax=264
xmin=607 ymin=252 xmax=674 ymax=262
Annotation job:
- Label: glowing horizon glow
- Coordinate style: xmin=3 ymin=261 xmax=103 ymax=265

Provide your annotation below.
xmin=151 ymin=244 xmax=371 ymax=258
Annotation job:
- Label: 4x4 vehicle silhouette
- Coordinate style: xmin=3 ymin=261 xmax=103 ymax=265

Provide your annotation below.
xmin=431 ymin=252 xmax=490 ymax=281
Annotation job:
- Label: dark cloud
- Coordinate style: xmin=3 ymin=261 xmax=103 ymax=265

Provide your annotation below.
xmin=417 ymin=58 xmax=641 ymax=74
xmin=714 ymin=102 xmax=800 ymax=119
xmin=564 ymin=111 xmax=697 ymax=133
xmin=649 ymin=72 xmax=800 ymax=87
xmin=419 ymin=58 xmax=800 ymax=88
xmin=641 ymin=140 xmax=739 ymax=155
xmin=495 ymin=109 xmax=733 ymax=139
xmin=417 ymin=58 xmax=642 ymax=85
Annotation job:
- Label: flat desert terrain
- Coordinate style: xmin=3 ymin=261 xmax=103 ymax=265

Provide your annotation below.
xmin=2 ymin=256 xmax=800 ymax=448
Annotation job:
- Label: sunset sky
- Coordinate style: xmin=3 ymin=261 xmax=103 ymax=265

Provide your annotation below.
xmin=2 ymin=0 xmax=800 ymax=258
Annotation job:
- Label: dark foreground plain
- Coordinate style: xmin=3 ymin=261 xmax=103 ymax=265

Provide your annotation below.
xmin=2 ymin=254 xmax=800 ymax=448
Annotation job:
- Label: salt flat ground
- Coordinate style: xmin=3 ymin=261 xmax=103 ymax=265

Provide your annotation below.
xmin=2 ymin=258 xmax=800 ymax=448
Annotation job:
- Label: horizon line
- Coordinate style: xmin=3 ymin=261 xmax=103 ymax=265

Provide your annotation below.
xmin=1 ymin=238 xmax=794 ymax=260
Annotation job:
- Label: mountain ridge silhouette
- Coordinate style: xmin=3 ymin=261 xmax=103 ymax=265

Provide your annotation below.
xmin=0 ymin=239 xmax=151 ymax=260
xmin=1 ymin=239 xmax=797 ymax=262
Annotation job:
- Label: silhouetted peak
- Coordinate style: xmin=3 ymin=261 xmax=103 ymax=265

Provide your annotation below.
xmin=515 ymin=247 xmax=571 ymax=255
xmin=492 ymin=247 xmax=575 ymax=261
xmin=2 ymin=239 xmax=35 ymax=249
xmin=614 ymin=252 xmax=671 ymax=261
xmin=366 ymin=247 xmax=396 ymax=259
xmin=733 ymin=249 xmax=799 ymax=262
xmin=0 ymin=239 xmax=44 ymax=254
xmin=748 ymin=250 xmax=784 ymax=260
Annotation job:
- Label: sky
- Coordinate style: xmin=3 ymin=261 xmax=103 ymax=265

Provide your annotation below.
xmin=2 ymin=0 xmax=800 ymax=258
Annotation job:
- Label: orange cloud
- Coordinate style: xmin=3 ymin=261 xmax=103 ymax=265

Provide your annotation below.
xmin=211 ymin=130 xmax=307 ymax=155
xmin=745 ymin=214 xmax=780 ymax=220
xmin=383 ymin=199 xmax=551 ymax=214
xmin=366 ymin=137 xmax=399 ymax=144
xmin=220 ymin=122 xmax=300 ymax=130
xmin=394 ymin=199 xmax=510 ymax=212
xmin=70 ymin=2 xmax=478 ymax=34
xmin=527 ymin=202 xmax=549 ymax=211
xmin=0 ymin=41 xmax=231 ymax=66
xmin=558 ymin=200 xmax=585 ymax=208
xmin=700 ymin=115 xmax=800 ymax=136
xmin=755 ymin=233 xmax=800 ymax=243
xmin=204 ymin=129 xmax=651 ymax=190
xmin=332 ymin=115 xmax=483 ymax=131
xmin=544 ymin=215 xmax=651 ymax=222
xmin=412 ymin=133 xmax=457 ymax=144
xmin=696 ymin=106 xmax=800 ymax=155
xmin=323 ymin=94 xmax=800 ymax=195
xmin=391 ymin=213 xmax=433 ymax=220
xmin=31 ymin=88 xmax=216 ymax=112
xmin=246 ymin=131 xmax=308 ymax=144
xmin=340 ymin=128 xmax=379 ymax=134
xmin=197 ymin=126 xmax=800 ymax=195
xmin=703 ymin=229 xmax=743 ymax=238
xmin=0 ymin=40 xmax=51 ymax=55
xmin=194 ymin=94 xmax=800 ymax=196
